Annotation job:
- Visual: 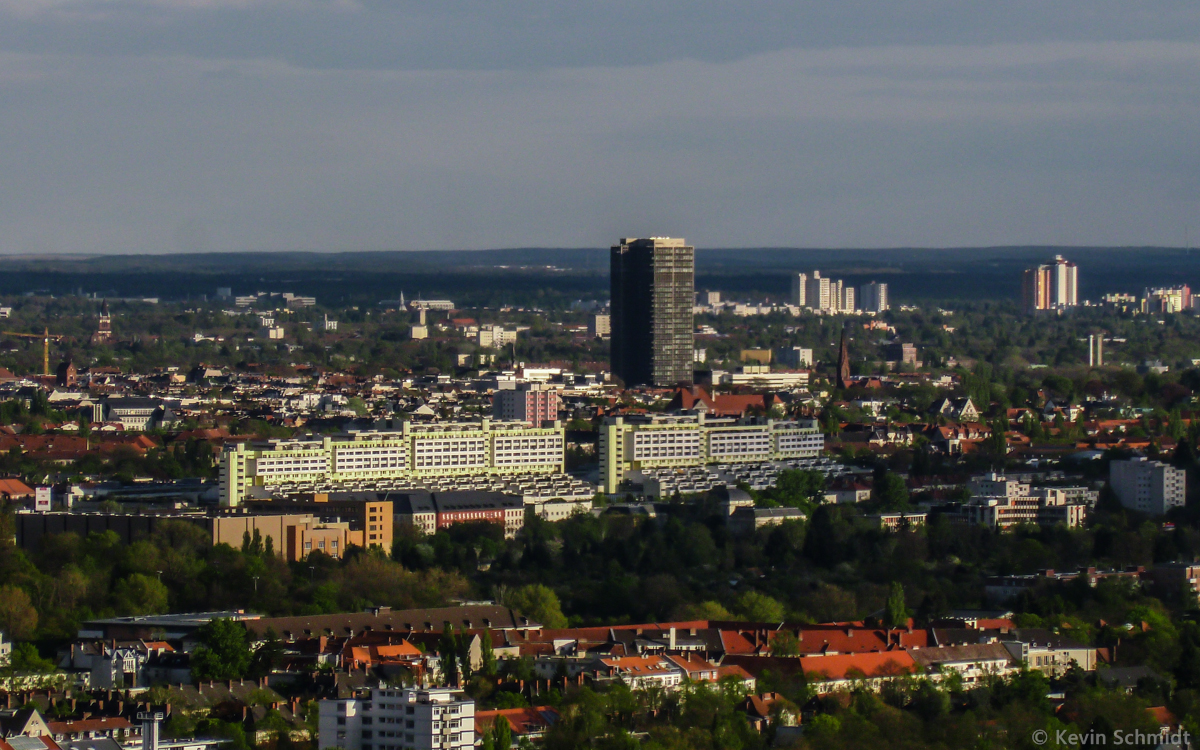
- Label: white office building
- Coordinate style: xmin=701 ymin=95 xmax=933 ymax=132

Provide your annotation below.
xmin=319 ymin=687 xmax=475 ymax=750
xmin=1110 ymin=458 xmax=1186 ymax=516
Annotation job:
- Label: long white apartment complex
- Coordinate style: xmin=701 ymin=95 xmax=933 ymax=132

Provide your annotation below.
xmin=219 ymin=419 xmax=564 ymax=506
xmin=599 ymin=413 xmax=824 ymax=493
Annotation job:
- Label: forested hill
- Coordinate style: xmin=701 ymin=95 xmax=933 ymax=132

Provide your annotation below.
xmin=0 ymin=246 xmax=1195 ymax=302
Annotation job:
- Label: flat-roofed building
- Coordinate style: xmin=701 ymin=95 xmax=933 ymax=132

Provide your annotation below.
xmin=492 ymin=383 xmax=559 ymax=426
xmin=599 ymin=413 xmax=823 ymax=493
xmin=319 ymin=687 xmax=474 ymax=750
xmin=1110 ymin=457 xmax=1186 ymax=515
xmin=245 ymin=494 xmax=394 ymax=552
xmin=610 ymin=237 xmax=694 ymax=387
xmin=218 ymin=420 xmax=565 ymax=506
xmin=394 ymin=491 xmax=524 ymax=538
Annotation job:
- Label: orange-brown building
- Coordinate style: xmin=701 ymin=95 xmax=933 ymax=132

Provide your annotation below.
xmin=244 ymin=493 xmax=393 ymax=552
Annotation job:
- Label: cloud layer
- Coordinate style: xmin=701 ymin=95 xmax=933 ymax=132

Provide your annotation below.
xmin=0 ymin=2 xmax=1198 ymax=252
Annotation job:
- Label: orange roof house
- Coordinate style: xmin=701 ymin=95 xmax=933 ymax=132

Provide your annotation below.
xmin=475 ymin=707 xmax=559 ymax=741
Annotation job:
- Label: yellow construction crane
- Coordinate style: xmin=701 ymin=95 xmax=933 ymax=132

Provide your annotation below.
xmin=1 ymin=328 xmax=65 ymax=377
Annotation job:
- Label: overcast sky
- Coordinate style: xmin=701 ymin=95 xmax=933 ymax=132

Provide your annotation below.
xmin=1 ymin=1 xmax=1198 ymax=254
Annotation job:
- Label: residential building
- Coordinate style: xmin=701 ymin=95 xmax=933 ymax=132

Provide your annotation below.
xmin=0 ymin=631 xmax=9 ymax=666
xmin=610 ymin=237 xmax=695 ymax=387
xmin=929 ymin=397 xmax=978 ymax=422
xmin=410 ymin=325 xmax=428 ymax=340
xmin=492 ymin=383 xmax=559 ymax=426
xmin=1143 ymin=286 xmax=1191 ymax=314
xmin=908 ymin=643 xmax=1015 ymax=685
xmin=698 ymin=290 xmax=722 ymax=306
xmin=218 ymin=420 xmax=565 ymax=506
xmin=478 ymin=326 xmax=517 ymax=349
xmin=934 ymin=628 xmax=1093 ymax=678
xmin=1110 ymin=457 xmax=1186 ymax=515
xmin=962 ymin=473 xmax=1088 ymax=529
xmin=588 ymin=655 xmax=685 ymax=690
xmin=260 ymin=326 xmax=285 ymax=340
xmin=794 ymin=652 xmax=918 ymax=694
xmin=58 ymin=639 xmax=175 ymax=688
xmin=1021 ymin=255 xmax=1078 ymax=313
xmin=790 ymin=273 xmax=807 ymax=307
xmin=840 ymin=285 xmax=855 ymax=312
xmin=859 ymin=282 xmax=889 ymax=313
xmin=475 ymin=708 xmax=558 ymax=746
xmin=598 ymin=413 xmax=823 ymax=493
xmin=588 ymin=313 xmax=611 ymax=339
xmin=806 ymin=272 xmax=832 ymax=311
xmin=318 ymin=687 xmax=475 ymax=750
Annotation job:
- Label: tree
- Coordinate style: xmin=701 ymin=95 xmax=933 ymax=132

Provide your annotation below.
xmin=0 ymin=585 xmax=37 ymax=639
xmin=735 ymin=591 xmax=786 ymax=623
xmin=493 ymin=716 xmax=512 ymax=750
xmin=506 ymin=584 xmax=568 ymax=628
xmin=8 ymin=643 xmax=53 ymax=673
xmin=884 ymin=582 xmax=910 ymax=628
xmin=439 ymin=624 xmax=461 ymax=686
xmin=113 ymin=574 xmax=170 ymax=615
xmin=250 ymin=629 xmax=285 ymax=679
xmin=875 ymin=472 xmax=910 ymax=511
xmin=480 ymin=629 xmax=497 ymax=677
xmin=191 ymin=619 xmax=253 ymax=681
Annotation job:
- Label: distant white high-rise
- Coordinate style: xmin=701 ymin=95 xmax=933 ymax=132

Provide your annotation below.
xmin=840 ymin=285 xmax=855 ymax=312
xmin=806 ymin=272 xmax=833 ymax=311
xmin=1022 ymin=255 xmax=1078 ymax=313
xmin=1110 ymin=458 xmax=1185 ymax=516
xmin=790 ymin=273 xmax=807 ymax=307
xmin=859 ymin=282 xmax=889 ymax=313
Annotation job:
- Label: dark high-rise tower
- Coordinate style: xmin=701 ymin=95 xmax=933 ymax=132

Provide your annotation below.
xmin=610 ymin=237 xmax=694 ymax=387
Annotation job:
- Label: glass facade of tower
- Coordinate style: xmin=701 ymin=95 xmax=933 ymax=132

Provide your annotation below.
xmin=610 ymin=237 xmax=694 ymax=387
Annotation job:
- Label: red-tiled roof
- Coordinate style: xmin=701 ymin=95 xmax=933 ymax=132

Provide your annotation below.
xmin=799 ymin=651 xmax=918 ymax=680
xmin=46 ymin=717 xmax=133 ymax=734
xmin=0 ymin=477 xmax=34 ymax=497
xmin=475 ymin=707 xmax=558 ymax=737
